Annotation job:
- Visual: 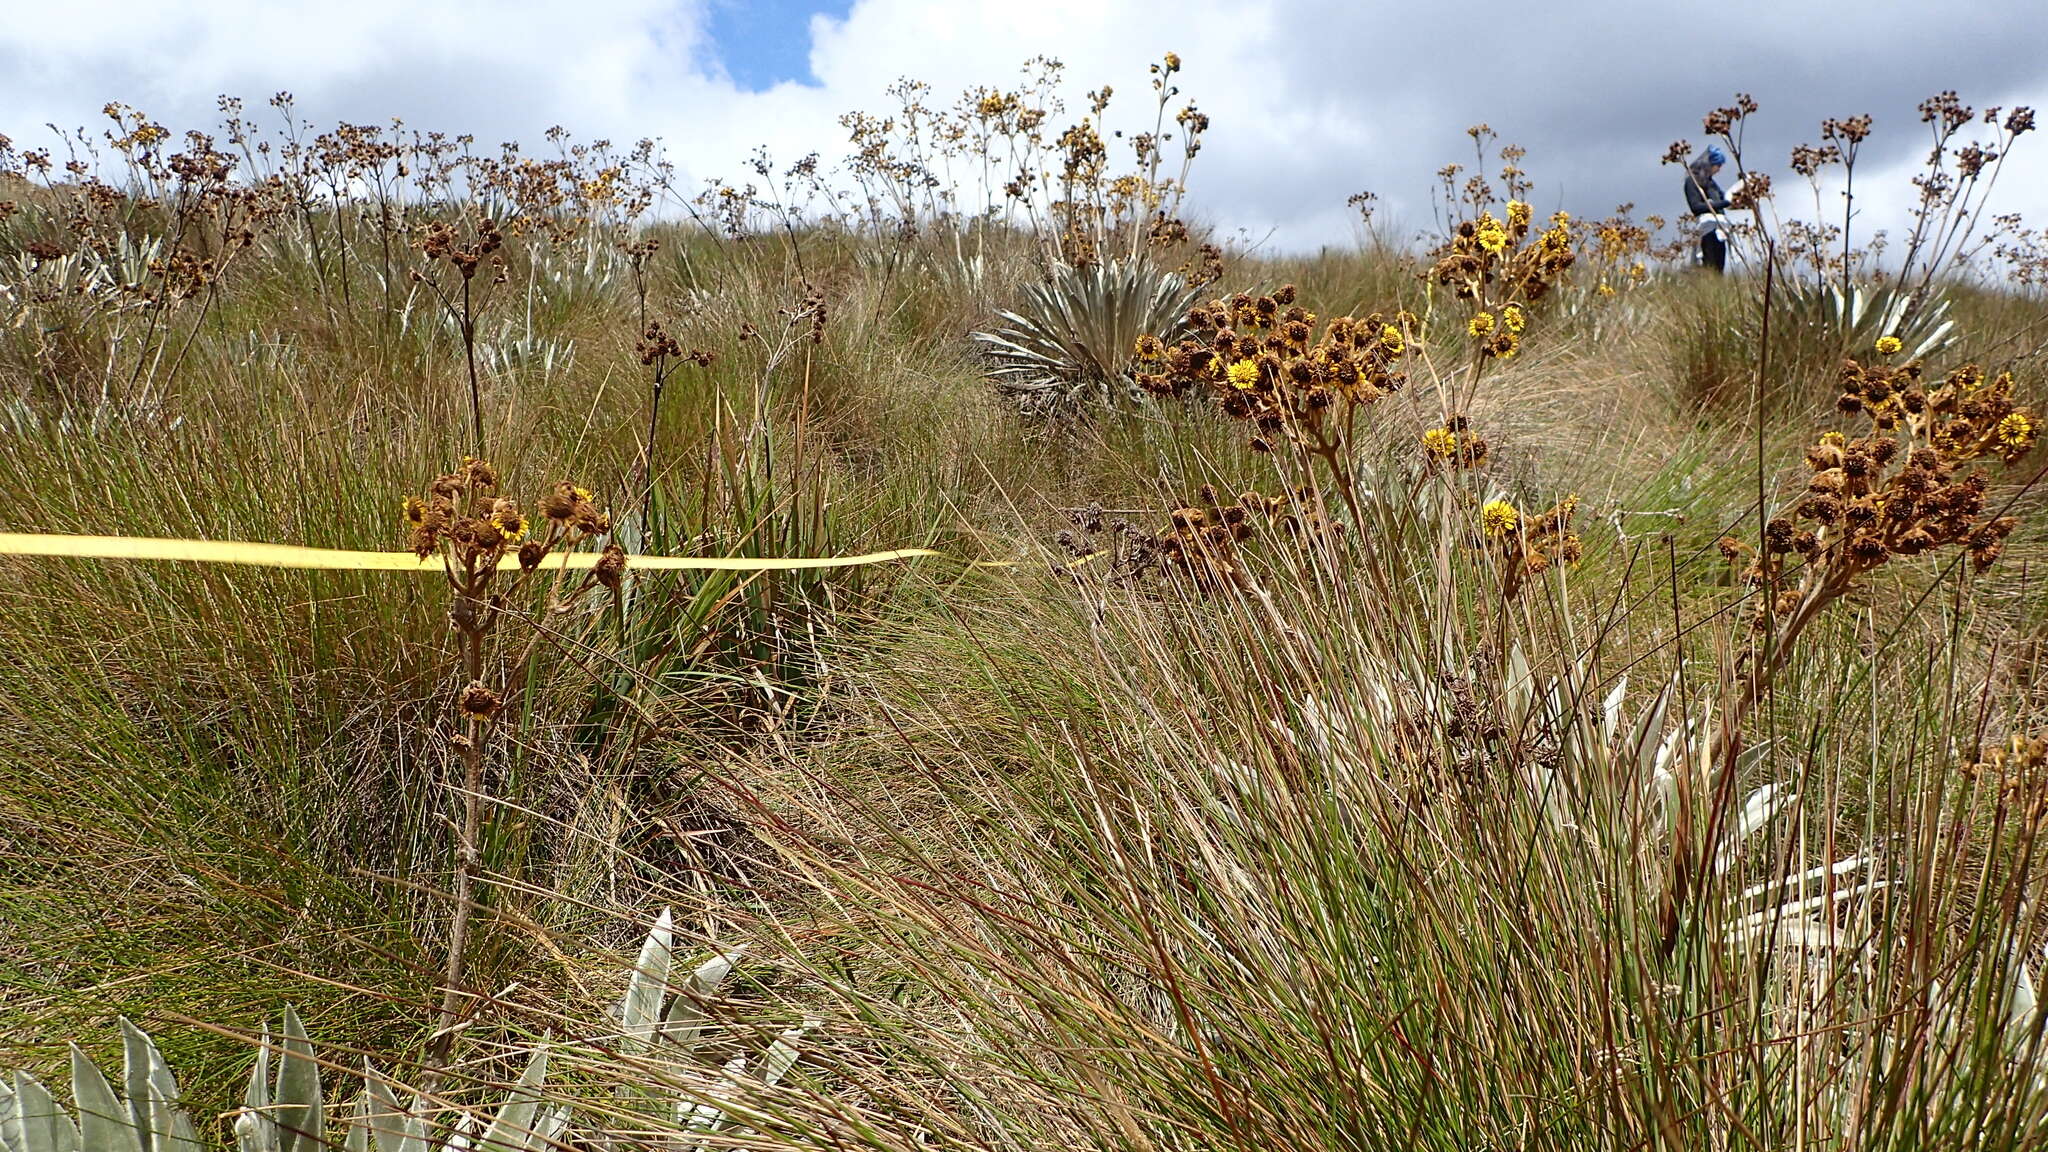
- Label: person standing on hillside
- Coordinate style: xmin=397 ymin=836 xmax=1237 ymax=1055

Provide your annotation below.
xmin=1685 ymin=146 xmax=1733 ymax=273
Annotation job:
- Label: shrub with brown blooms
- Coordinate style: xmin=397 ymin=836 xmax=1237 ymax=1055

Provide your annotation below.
xmin=1141 ymin=285 xmax=1416 ymax=464
xmin=408 ymin=464 xmax=614 ymax=576
xmin=1577 ymin=205 xmax=1661 ymax=298
xmin=1969 ymin=731 xmax=2048 ymax=829
xmin=1429 ymin=202 xmax=1577 ymax=320
xmin=1479 ymin=495 xmax=1583 ymax=599
xmin=1053 ymin=484 xmax=1340 ymax=594
xmin=403 ymin=458 xmax=620 ymax=1060
xmin=1741 ymin=359 xmax=2036 ymax=635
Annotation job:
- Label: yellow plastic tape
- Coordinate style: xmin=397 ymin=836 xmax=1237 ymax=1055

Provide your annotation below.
xmin=0 ymin=533 xmax=955 ymax=573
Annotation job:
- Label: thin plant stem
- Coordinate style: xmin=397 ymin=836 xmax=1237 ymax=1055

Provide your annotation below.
xmin=428 ymin=587 xmax=487 ymax=1072
xmin=462 ymin=277 xmax=484 ymax=459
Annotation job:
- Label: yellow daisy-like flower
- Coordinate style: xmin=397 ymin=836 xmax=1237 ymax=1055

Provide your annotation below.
xmin=1226 ymin=358 xmax=1260 ymax=390
xmin=1422 ymin=427 xmax=1457 ymax=460
xmin=402 ymin=497 xmax=427 ymax=526
xmin=1819 ymin=430 xmax=1847 ymax=447
xmin=1475 ymin=218 xmax=1508 ymax=255
xmin=1482 ymin=500 xmax=1520 ymax=537
xmin=1379 ymin=324 xmax=1406 ymax=355
xmin=1468 ymin=312 xmax=1496 ymax=337
xmin=1997 ymin=411 xmax=2036 ymax=451
xmin=1875 ymin=335 xmax=1903 ymax=356
xmin=1501 ymin=304 xmax=1526 ymax=333
xmin=493 ymin=509 xmax=530 ymax=542
xmin=1506 ymin=200 xmax=1532 ymax=229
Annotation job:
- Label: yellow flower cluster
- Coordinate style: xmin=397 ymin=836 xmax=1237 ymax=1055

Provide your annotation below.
xmin=1138 ymin=285 xmax=1416 ymax=456
xmin=406 ymin=461 xmax=611 ymax=574
xmin=1430 ymin=206 xmax=1577 ymax=364
xmin=1421 ymin=415 xmax=1490 ymax=471
xmin=1475 ymin=215 xmax=1509 ymax=255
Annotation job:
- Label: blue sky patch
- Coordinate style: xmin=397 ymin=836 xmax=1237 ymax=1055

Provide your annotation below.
xmin=705 ymin=0 xmax=853 ymax=90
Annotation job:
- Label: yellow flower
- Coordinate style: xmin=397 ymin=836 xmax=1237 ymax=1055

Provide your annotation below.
xmin=1875 ymin=335 xmax=1904 ymax=356
xmin=1422 ymin=427 xmax=1458 ymax=460
xmin=1494 ymin=332 xmax=1520 ymax=360
xmin=1475 ymin=217 xmax=1508 ymax=254
xmin=1226 ymin=358 xmax=1260 ymax=390
xmin=1997 ymin=411 xmax=2036 ymax=451
xmin=1506 ymin=200 xmax=1532 ymax=229
xmin=1467 ymin=312 xmax=1496 ymax=337
xmin=1482 ymin=500 xmax=1520 ymax=537
xmin=1379 ymin=324 xmax=1406 ymax=355
xmin=493 ymin=509 xmax=529 ymax=542
xmin=1501 ymin=304 xmax=1526 ymax=333
xmin=402 ymin=497 xmax=426 ymax=526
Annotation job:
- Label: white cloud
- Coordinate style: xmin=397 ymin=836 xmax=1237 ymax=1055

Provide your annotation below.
xmin=5 ymin=0 xmax=2047 ymax=253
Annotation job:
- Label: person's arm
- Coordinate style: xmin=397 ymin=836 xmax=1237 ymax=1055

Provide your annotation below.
xmin=1708 ymin=178 xmax=1731 ymax=212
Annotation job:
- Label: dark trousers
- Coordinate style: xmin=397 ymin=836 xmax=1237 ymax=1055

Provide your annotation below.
xmin=1700 ymin=231 xmax=1726 ymax=273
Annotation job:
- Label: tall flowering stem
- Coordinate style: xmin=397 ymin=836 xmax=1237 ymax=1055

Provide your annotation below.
xmin=403 ymin=460 xmax=625 ymax=1069
xmin=1670 ymin=349 xmax=2039 ymax=952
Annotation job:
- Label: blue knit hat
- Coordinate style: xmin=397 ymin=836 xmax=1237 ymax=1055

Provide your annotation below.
xmin=1705 ymin=145 xmax=1727 ymax=165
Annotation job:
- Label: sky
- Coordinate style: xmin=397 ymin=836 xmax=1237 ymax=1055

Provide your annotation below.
xmin=4 ymin=0 xmax=2047 ymax=254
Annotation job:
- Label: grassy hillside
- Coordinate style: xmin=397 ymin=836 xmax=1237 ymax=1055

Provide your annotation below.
xmin=3 ymin=81 xmax=2048 ymax=1151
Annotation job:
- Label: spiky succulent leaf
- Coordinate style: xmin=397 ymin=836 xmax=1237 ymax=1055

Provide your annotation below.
xmin=273 ymin=1009 xmax=321 ymax=1152
xmin=234 ymin=1035 xmax=276 ymax=1152
xmin=342 ymin=1098 xmax=369 ymax=1152
xmin=356 ymin=1066 xmax=428 ymax=1152
xmin=67 ymin=1048 xmax=142 ymax=1152
xmin=1763 ymin=279 xmax=1959 ymax=369
xmin=476 ymin=1048 xmax=548 ymax=1152
xmin=4 ymin=1074 xmax=79 ymax=1152
xmin=662 ymin=946 xmax=747 ymax=1055
xmin=117 ymin=1021 xmax=200 ymax=1152
xmin=619 ymin=909 xmax=676 ymax=1053
xmin=756 ymin=1017 xmax=817 ymax=1088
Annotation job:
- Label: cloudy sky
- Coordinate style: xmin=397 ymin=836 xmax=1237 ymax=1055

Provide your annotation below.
xmin=5 ymin=0 xmax=2047 ymax=252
